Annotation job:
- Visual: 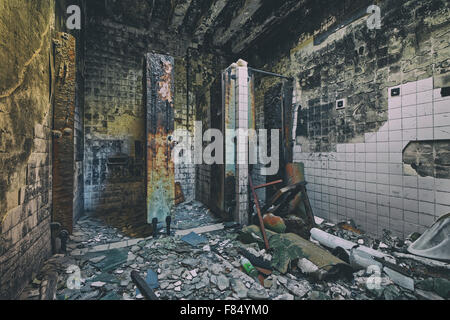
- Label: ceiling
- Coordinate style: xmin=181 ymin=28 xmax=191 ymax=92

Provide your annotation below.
xmin=86 ymin=0 xmax=372 ymax=57
xmin=85 ymin=0 xmax=313 ymax=54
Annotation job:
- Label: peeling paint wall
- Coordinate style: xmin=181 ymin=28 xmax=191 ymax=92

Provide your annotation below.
xmin=246 ymin=0 xmax=450 ymax=237
xmin=0 ymin=0 xmax=84 ymax=299
xmin=0 ymin=0 xmax=53 ymax=299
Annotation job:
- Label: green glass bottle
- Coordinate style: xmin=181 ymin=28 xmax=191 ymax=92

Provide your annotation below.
xmin=240 ymin=257 xmax=258 ymax=278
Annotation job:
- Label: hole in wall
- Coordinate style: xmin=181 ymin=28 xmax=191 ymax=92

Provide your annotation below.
xmin=403 ymin=140 xmax=450 ymax=179
xmin=441 ymin=87 xmax=450 ymax=97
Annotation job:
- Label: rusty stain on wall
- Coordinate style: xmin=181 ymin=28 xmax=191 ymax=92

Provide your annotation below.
xmin=146 ymin=53 xmax=175 ymax=225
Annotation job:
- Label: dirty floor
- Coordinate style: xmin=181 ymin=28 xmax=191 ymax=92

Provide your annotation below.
xmin=20 ymin=201 xmax=449 ymax=301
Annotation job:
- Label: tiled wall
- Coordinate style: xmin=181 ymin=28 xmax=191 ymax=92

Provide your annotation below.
xmin=83 ymin=18 xmax=197 ymax=213
xmin=294 ymin=77 xmax=450 ymax=238
xmin=236 ymin=63 xmax=250 ymax=225
xmin=251 ymin=79 xmax=266 ymax=204
xmin=174 ymin=60 xmax=195 ymax=202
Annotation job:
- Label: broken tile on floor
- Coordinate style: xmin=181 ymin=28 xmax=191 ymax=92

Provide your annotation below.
xmin=180 ymin=232 xmax=209 ymax=247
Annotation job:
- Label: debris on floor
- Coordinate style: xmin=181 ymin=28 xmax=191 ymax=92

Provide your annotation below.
xmin=180 ymin=232 xmax=209 ymax=247
xmin=19 ymin=201 xmax=450 ymax=300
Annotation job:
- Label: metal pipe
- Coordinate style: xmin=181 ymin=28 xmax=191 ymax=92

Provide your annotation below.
xmin=186 ymin=47 xmax=192 ymax=131
xmin=248 ymin=67 xmax=294 ymax=81
xmin=254 ymin=179 xmax=283 ymax=190
xmin=310 ymin=228 xmax=394 ymax=261
xmin=249 ymin=176 xmax=270 ymax=251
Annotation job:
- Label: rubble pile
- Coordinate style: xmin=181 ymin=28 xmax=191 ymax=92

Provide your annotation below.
xmin=174 ymin=202 xmax=222 ymax=231
xmin=19 ymin=201 xmax=449 ymax=301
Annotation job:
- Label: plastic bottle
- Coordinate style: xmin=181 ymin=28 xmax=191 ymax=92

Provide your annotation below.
xmin=240 ymin=257 xmax=258 ymax=277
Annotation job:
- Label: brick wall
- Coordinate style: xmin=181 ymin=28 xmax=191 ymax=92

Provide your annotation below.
xmin=0 ymin=0 xmax=55 ymax=299
xmin=52 ymin=32 xmax=77 ymax=232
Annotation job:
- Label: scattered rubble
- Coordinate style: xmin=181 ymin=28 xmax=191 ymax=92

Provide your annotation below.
xmin=19 ymin=201 xmax=450 ymax=301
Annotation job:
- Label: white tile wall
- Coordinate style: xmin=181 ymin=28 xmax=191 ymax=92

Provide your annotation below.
xmin=233 ymin=63 xmax=251 ymax=224
xmin=294 ymin=77 xmax=450 ymax=237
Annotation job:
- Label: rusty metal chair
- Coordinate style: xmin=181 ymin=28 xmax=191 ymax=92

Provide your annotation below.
xmin=249 ymin=176 xmax=317 ymax=249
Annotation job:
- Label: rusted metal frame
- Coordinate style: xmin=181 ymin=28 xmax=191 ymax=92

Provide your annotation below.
xmin=285 ymin=162 xmax=308 ymax=217
xmin=248 ymin=67 xmax=294 ymax=81
xmin=298 ymin=183 xmax=316 ymax=228
xmin=261 ymin=183 xmax=302 ymax=216
xmin=258 ymin=181 xmax=315 ymax=229
xmin=249 ymin=175 xmax=270 ymax=251
xmin=254 ymin=179 xmax=283 ymax=190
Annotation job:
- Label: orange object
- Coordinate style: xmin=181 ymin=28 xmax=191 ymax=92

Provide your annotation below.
xmin=263 ymin=214 xmax=287 ymax=233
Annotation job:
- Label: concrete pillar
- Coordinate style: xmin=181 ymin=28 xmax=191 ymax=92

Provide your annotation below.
xmin=235 ymin=59 xmax=250 ymax=225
